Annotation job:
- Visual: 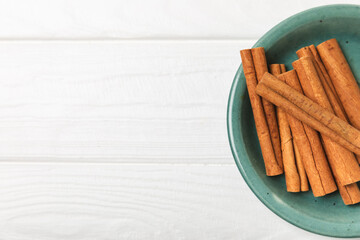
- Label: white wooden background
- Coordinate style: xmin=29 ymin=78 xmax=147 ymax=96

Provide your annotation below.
xmin=0 ymin=1 xmax=359 ymax=239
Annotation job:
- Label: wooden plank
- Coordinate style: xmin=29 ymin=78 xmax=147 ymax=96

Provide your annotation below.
xmin=0 ymin=41 xmax=254 ymax=163
xmin=0 ymin=0 xmax=357 ymax=39
xmin=0 ymin=164 xmax=325 ymax=239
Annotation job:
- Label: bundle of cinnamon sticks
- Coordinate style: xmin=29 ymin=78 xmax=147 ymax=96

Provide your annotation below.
xmin=241 ymin=39 xmax=360 ymax=205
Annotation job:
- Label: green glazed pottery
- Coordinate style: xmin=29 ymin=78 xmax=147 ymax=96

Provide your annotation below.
xmin=227 ymin=4 xmax=360 ymax=238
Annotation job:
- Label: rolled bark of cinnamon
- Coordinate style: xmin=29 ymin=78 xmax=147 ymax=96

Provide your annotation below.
xmin=319 ymin=137 xmax=360 ymax=205
xmin=252 ymin=48 xmax=283 ymax=171
xmin=293 ymin=142 xmax=309 ymax=192
xmin=240 ymin=50 xmax=283 ymax=176
xmin=277 ymin=102 xmax=300 ymax=192
xmin=278 ymin=70 xmax=336 ymax=196
xmin=338 ymin=181 xmax=360 ymax=205
xmin=280 ymin=64 xmax=286 ymax=73
xmin=309 ymin=45 xmax=343 ymax=105
xmin=255 ymin=72 xmax=360 ymax=156
xmin=270 ymin=64 xmax=300 ymax=192
xmin=298 ymin=45 xmax=343 ymax=107
xmin=293 ymin=57 xmax=360 ymax=186
xmin=317 ymin=39 xmax=360 ymax=131
xmin=269 ymin=64 xmax=282 ymax=76
xmin=296 ymin=46 xmax=348 ymax=122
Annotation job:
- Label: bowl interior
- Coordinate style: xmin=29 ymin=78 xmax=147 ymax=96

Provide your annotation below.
xmin=228 ymin=4 xmax=360 ymax=237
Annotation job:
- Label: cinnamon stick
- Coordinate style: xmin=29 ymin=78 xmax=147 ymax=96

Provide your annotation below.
xmin=319 ymin=137 xmax=360 ymax=205
xmin=310 ymin=45 xmax=342 ymax=102
xmin=296 ymin=46 xmax=348 ymax=122
xmin=293 ymin=142 xmax=309 ymax=191
xmin=278 ymin=70 xmax=336 ymax=196
xmin=270 ymin=64 xmax=300 ymax=192
xmin=255 ymin=72 xmax=360 ymax=156
xmin=269 ymin=64 xmax=282 ymax=76
xmin=298 ymin=45 xmax=342 ymax=106
xmin=338 ymin=181 xmax=360 ymax=205
xmin=252 ymin=48 xmax=283 ymax=170
xmin=340 ymin=184 xmax=360 ymax=205
xmin=240 ymin=50 xmax=282 ymax=176
xmin=277 ymin=103 xmax=300 ymax=192
xmin=293 ymin=57 xmax=360 ymax=186
xmin=317 ymin=39 xmax=360 ymax=131
xmin=280 ymin=64 xmax=286 ymax=73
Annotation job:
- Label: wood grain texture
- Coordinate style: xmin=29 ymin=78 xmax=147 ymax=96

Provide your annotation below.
xmin=0 ymin=164 xmax=328 ymax=240
xmin=0 ymin=41 xmax=254 ymax=163
xmin=0 ymin=0 xmax=357 ymax=39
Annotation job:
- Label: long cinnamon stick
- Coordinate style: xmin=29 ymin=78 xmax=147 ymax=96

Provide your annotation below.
xmin=317 ymin=39 xmax=360 ymax=131
xmin=293 ymin=57 xmax=360 ymax=186
xmin=240 ymin=50 xmax=282 ymax=176
xmin=278 ymin=70 xmax=336 ymax=196
xmin=277 ymin=103 xmax=300 ymax=192
xmin=252 ymin=48 xmax=283 ymax=171
xmin=255 ymin=72 xmax=360 ymax=156
xmin=278 ymin=65 xmax=308 ymax=191
xmin=270 ymin=64 xmax=300 ymax=192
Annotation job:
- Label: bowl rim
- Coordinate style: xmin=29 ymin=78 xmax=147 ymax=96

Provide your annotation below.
xmin=227 ymin=4 xmax=360 ymax=238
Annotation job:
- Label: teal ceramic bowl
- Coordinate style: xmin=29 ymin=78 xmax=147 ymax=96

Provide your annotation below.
xmin=227 ymin=4 xmax=360 ymax=238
